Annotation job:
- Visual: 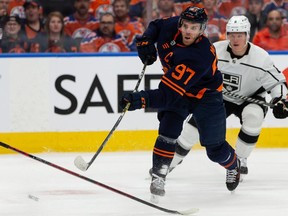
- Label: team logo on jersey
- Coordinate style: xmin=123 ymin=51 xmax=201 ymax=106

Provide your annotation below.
xmin=10 ymin=6 xmax=26 ymax=19
xmin=98 ymin=43 xmax=121 ymax=52
xmin=95 ymin=5 xmax=113 ymax=19
xmin=119 ymin=29 xmax=131 ymax=41
xmin=72 ymin=28 xmax=93 ymax=39
xmin=170 ymin=40 xmax=176 ymax=46
xmin=222 ymin=73 xmax=241 ymax=92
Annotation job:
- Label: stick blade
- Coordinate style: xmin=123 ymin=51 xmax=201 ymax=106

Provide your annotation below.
xmin=177 ymin=208 xmax=199 ymax=215
xmin=74 ymin=156 xmax=88 ymax=171
xmin=150 ymin=194 xmax=160 ymax=204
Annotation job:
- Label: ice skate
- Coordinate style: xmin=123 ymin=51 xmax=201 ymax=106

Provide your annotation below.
xmin=239 ymin=157 xmax=248 ymax=182
xmin=226 ymin=159 xmax=240 ymax=192
xmin=150 ymin=174 xmax=165 ymax=203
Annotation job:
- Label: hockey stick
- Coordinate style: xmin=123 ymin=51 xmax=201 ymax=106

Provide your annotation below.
xmin=222 ymin=91 xmax=274 ymax=108
xmin=74 ymin=62 xmax=148 ymax=171
xmin=0 ymin=142 xmax=198 ymax=215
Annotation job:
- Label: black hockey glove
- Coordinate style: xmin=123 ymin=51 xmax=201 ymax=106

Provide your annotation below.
xmin=120 ymin=91 xmax=149 ymax=111
xmin=272 ymin=97 xmax=288 ymax=119
xmin=136 ymin=35 xmax=157 ymax=65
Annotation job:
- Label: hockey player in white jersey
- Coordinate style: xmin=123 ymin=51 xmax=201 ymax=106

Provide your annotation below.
xmin=167 ymin=15 xmax=288 ymax=179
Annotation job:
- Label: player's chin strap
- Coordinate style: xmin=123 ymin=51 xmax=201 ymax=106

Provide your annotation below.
xmin=222 ymin=91 xmax=275 ymax=108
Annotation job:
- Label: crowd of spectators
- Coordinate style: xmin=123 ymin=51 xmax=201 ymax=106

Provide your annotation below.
xmin=0 ymin=0 xmax=287 ymax=53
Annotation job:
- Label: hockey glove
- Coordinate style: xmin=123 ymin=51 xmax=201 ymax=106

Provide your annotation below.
xmin=272 ymin=97 xmax=288 ymax=119
xmin=136 ymin=35 xmax=157 ymax=65
xmin=120 ymin=91 xmax=149 ymax=111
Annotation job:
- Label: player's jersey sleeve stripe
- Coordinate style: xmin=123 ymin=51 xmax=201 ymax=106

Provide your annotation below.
xmin=161 ymin=76 xmax=186 ymax=96
xmin=185 ymin=88 xmax=207 ymax=99
xmin=217 ymin=83 xmax=223 ymax=92
xmin=212 ymin=58 xmax=217 ymax=75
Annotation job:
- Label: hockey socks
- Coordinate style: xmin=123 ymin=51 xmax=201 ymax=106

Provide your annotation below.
xmin=151 ymin=135 xmax=176 ymax=178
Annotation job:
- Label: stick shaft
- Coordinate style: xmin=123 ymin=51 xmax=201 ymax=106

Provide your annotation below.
xmin=85 ymin=63 xmax=148 ymax=169
xmin=223 ymin=91 xmax=274 ymax=108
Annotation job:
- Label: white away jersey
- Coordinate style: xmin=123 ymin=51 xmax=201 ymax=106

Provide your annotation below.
xmin=214 ymin=40 xmax=286 ymax=105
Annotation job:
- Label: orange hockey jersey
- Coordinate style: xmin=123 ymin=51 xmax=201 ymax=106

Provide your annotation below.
xmin=89 ymin=0 xmax=113 ymax=19
xmin=8 ymin=0 xmax=26 ymax=18
xmin=64 ymin=14 xmax=99 ymax=39
xmin=115 ymin=16 xmax=144 ymax=51
xmin=80 ymin=31 xmax=130 ymax=52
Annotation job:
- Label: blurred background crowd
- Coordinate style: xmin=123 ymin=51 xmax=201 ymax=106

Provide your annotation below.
xmin=0 ymin=0 xmax=287 ymax=53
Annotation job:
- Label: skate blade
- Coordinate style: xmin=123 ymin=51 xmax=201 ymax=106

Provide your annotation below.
xmin=150 ymin=194 xmax=161 ymax=204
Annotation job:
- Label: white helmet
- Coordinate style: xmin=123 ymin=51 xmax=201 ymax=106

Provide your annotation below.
xmin=226 ymin=15 xmax=251 ymax=40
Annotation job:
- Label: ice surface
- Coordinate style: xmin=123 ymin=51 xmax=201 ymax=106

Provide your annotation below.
xmin=1 ymin=149 xmax=288 ymax=216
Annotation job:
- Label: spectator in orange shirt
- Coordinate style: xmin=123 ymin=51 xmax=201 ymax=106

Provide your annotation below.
xmin=80 ymin=12 xmax=130 ymax=52
xmin=112 ymin=0 xmax=144 ymax=51
xmin=30 ymin=11 xmax=78 ymax=53
xmin=64 ymin=0 xmax=99 ymax=44
xmin=0 ymin=15 xmax=29 ymax=53
xmin=89 ymin=0 xmax=113 ymax=19
xmin=203 ymin=0 xmax=227 ymax=43
xmin=245 ymin=0 xmax=266 ymax=41
xmin=21 ymin=0 xmax=44 ymax=41
xmin=253 ymin=9 xmax=288 ymax=50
